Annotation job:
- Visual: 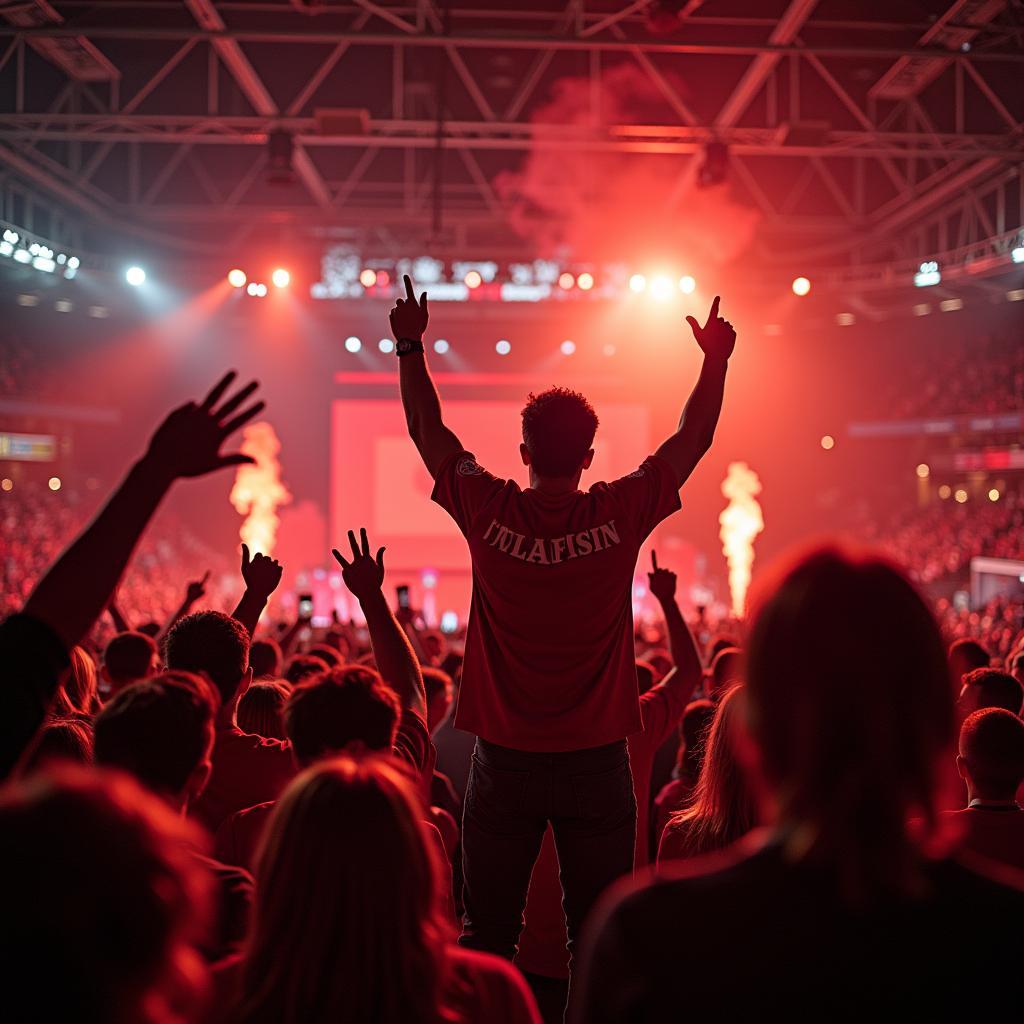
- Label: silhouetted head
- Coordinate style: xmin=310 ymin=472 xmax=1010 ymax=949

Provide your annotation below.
xmin=520 ymin=387 xmax=599 ymax=482
xmin=238 ymin=680 xmax=292 ymax=741
xmin=668 ymin=685 xmax=757 ymax=857
xmin=307 ymin=643 xmax=343 ymax=669
xmin=745 ymin=543 xmax=954 ymax=896
xmin=708 ymin=646 xmax=743 ymax=700
xmin=642 ymin=648 xmax=673 ymax=684
xmin=164 ymin=611 xmax=251 ymax=709
xmin=422 ymin=667 xmax=453 ymax=733
xmin=635 ymin=660 xmax=657 ymax=696
xmin=249 ymin=639 xmax=283 ymax=679
xmin=18 ymin=718 xmax=94 ymax=775
xmin=957 ymin=668 xmax=1023 ymax=719
xmin=95 ymin=672 xmax=218 ymax=807
xmin=958 ymin=707 xmax=1024 ymax=802
xmin=677 ymin=699 xmax=716 ymax=780
xmin=103 ymin=631 xmax=159 ymax=694
xmin=949 ymin=638 xmax=990 ymax=684
xmin=284 ymin=666 xmax=400 ymax=767
xmin=239 ymin=756 xmax=448 ymax=1024
xmin=0 ymin=765 xmax=212 ymax=1023
xmin=52 ymin=645 xmax=100 ymax=717
xmin=283 ymin=653 xmax=330 ymax=687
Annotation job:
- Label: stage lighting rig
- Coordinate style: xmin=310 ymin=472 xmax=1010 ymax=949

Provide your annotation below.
xmin=697 ymin=142 xmax=730 ymax=189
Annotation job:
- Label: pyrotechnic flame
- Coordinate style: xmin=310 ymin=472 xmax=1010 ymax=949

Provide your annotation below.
xmin=719 ymin=462 xmax=764 ymax=618
xmin=229 ymin=421 xmax=291 ymax=557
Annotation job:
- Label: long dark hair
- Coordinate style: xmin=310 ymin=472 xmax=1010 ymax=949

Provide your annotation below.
xmin=236 ymin=755 xmax=452 ymax=1024
xmin=666 ymin=685 xmax=757 ymax=857
xmin=745 ymin=544 xmax=955 ymax=900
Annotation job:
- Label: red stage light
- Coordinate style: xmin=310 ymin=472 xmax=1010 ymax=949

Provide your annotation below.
xmin=376 ymin=270 xmax=390 ymax=287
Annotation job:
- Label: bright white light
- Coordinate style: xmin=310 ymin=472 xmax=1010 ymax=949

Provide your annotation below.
xmin=246 ymin=282 xmax=259 ymax=296
xmin=495 ymin=339 xmax=511 ymax=355
xmin=13 ymin=249 xmax=31 ymax=264
xmin=914 ymin=261 xmax=940 ymax=287
xmin=344 ymin=336 xmax=362 ymax=353
xmin=561 ymin=339 xmax=576 ymax=355
xmin=464 ymin=270 xmax=482 ymax=289
xmin=1 ymin=229 xmax=17 ymax=244
xmin=228 ymin=269 xmax=247 ymax=288
xmin=650 ymin=276 xmax=673 ymax=300
xmin=54 ymin=299 xmax=73 ymax=313
xmin=679 ymin=275 xmax=696 ymax=294
xmin=629 ymin=273 xmax=646 ymax=293
xmin=125 ymin=266 xmax=146 ymax=286
xmin=821 ymin=435 xmax=835 ymax=451
xmin=988 ymin=488 xmax=1000 ymax=502
xmin=792 ymin=276 xmax=811 ymax=296
xmin=32 ymin=256 xmax=55 ymax=273
xmin=434 ymin=339 xmax=450 ymax=354
xmin=577 ymin=272 xmax=594 ymax=290
xmin=378 ymin=338 xmax=394 ymax=353
xmin=48 ymin=477 xmax=61 ymax=491
xmin=0 ymin=241 xmax=12 ymax=257
xmin=558 ymin=272 xmax=575 ymax=290
xmin=359 ymin=268 xmax=377 ymax=287
xmin=66 ymin=256 xmax=79 ymax=269
xmin=1011 ymin=246 xmax=1024 ymax=264
xmin=271 ymin=268 xmax=290 ymax=288
xmin=916 ymin=463 xmax=930 ymax=479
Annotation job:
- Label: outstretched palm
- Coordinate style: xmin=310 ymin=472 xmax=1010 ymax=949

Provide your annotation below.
xmin=333 ymin=528 xmax=386 ymax=602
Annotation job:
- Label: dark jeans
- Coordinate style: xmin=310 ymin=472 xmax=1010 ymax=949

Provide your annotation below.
xmin=459 ymin=737 xmax=636 ymax=975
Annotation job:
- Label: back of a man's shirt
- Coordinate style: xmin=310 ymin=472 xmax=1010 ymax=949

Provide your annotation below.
xmin=432 ymin=451 xmax=680 ymax=752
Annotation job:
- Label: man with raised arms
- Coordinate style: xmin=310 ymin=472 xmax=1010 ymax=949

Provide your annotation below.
xmin=390 ymin=274 xmax=736 ymax=990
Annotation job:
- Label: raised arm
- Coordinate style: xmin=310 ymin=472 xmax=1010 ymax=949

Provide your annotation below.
xmin=391 ymin=274 xmax=464 ymax=478
xmin=24 ymin=371 xmax=263 ymax=649
xmin=159 ymin=571 xmax=210 ymax=640
xmin=333 ymin=528 xmax=427 ymax=720
xmin=647 ymin=551 xmax=703 ymax=702
xmin=232 ymin=545 xmax=283 ymax=637
xmin=654 ymin=296 xmax=736 ymax=488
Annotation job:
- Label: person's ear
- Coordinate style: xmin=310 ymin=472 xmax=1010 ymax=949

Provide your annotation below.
xmin=520 ymin=443 xmax=531 ymax=467
xmin=955 ymin=754 xmax=967 ymax=782
xmin=582 ymin=449 xmax=595 ymax=470
xmin=185 ymin=758 xmax=213 ymax=805
xmin=237 ymin=665 xmax=254 ymax=700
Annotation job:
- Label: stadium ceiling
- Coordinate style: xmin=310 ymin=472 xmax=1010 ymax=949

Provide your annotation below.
xmin=0 ymin=0 xmax=1021 ymax=268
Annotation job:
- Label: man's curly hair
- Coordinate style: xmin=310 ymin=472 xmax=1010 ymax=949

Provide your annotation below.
xmin=521 ymin=387 xmax=599 ymax=478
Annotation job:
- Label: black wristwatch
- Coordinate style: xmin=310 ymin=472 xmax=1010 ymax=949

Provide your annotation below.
xmin=396 ymin=337 xmax=425 ymax=356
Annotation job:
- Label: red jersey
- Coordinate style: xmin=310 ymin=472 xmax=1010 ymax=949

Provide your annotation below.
xmin=432 ymin=452 xmax=680 ymax=752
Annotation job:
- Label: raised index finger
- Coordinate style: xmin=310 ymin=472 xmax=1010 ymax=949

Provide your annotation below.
xmin=404 ymin=274 xmax=416 ymax=303
xmin=707 ymin=296 xmax=721 ymax=323
xmin=651 ymin=550 xmax=659 ymax=571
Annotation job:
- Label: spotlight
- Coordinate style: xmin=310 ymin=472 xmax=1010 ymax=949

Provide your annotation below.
xmin=228 ymin=269 xmax=247 ymax=288
xmin=577 ymin=272 xmax=594 ymax=291
xmin=679 ymin=275 xmax=696 ymax=294
xmin=359 ymin=268 xmax=377 ymax=288
xmin=125 ymin=266 xmax=146 ymax=286
xmin=344 ymin=336 xmax=362 ymax=353
xmin=820 ymin=435 xmax=835 ymax=451
xmin=1012 ymin=246 xmax=1024 ymax=264
xmin=1 ymin=478 xmax=12 ymax=492
xmin=378 ymin=338 xmax=394 ymax=353
xmin=13 ymin=249 xmax=31 ymax=264
xmin=914 ymin=261 xmax=940 ymax=287
xmin=434 ymin=339 xmax=450 ymax=354
xmin=246 ymin=282 xmax=259 ymax=296
xmin=495 ymin=339 xmax=511 ymax=355
xmin=558 ymin=272 xmax=575 ymax=290
xmin=792 ymin=276 xmax=811 ymax=296
xmin=271 ymin=268 xmax=290 ymax=288
xmin=67 ymin=256 xmax=80 ymax=269
xmin=954 ymin=488 xmax=968 ymax=504
xmin=376 ymin=270 xmax=391 ymax=287
xmin=988 ymin=488 xmax=1000 ymax=502
xmin=916 ymin=464 xmax=930 ymax=479
xmin=629 ymin=274 xmax=646 ymax=293
xmin=650 ymin=276 xmax=673 ymax=300
xmin=464 ymin=270 xmax=482 ymax=289
xmin=561 ymin=340 xmax=576 ymax=355
xmin=938 ymin=485 xmax=952 ymax=500
xmin=48 ymin=476 xmax=61 ymax=491
xmin=54 ymin=299 xmax=73 ymax=313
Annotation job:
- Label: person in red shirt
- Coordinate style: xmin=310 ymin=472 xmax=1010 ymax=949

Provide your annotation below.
xmin=390 ymin=274 xmax=736 ymax=978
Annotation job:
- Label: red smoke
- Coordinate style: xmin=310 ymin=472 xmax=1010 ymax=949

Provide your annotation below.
xmin=495 ymin=62 xmax=760 ymax=265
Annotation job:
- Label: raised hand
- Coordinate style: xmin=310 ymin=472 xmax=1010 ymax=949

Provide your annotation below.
xmin=647 ymin=551 xmax=677 ymax=603
xmin=685 ymin=296 xmax=736 ymax=363
xmin=144 ymin=371 xmax=263 ymax=480
xmin=185 ymin=571 xmax=210 ymax=604
xmin=389 ymin=274 xmax=429 ymax=341
xmin=241 ymin=543 xmax=283 ymax=599
xmin=332 ymin=528 xmax=386 ymax=602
